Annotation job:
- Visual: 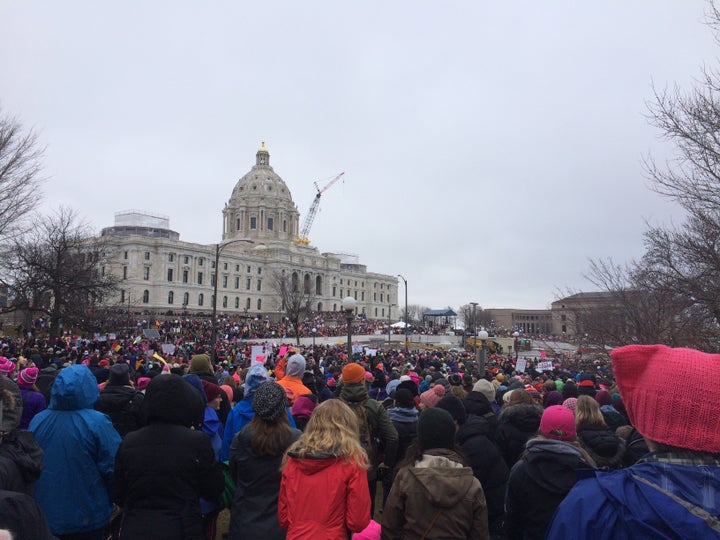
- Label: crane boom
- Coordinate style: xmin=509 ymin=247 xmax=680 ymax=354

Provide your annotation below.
xmin=296 ymin=172 xmax=344 ymax=245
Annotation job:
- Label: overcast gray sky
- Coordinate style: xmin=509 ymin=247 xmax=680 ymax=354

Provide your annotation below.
xmin=1 ymin=1 xmax=716 ymax=311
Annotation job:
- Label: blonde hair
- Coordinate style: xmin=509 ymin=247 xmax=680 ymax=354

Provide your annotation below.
xmin=282 ymin=399 xmax=369 ymax=470
xmin=575 ymin=395 xmax=606 ymax=428
xmin=450 ymin=385 xmax=467 ymax=400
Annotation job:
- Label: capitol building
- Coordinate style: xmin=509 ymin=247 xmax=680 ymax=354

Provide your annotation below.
xmin=100 ymin=144 xmax=399 ymax=321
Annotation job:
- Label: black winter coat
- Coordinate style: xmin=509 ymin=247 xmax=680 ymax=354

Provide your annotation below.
xmin=577 ymin=425 xmax=626 ymax=470
xmin=0 ymin=430 xmax=44 ymax=495
xmin=0 ymin=489 xmax=54 ymax=539
xmin=94 ymin=385 xmax=144 ymax=437
xmin=228 ymin=427 xmax=301 ymax=540
xmin=113 ymin=375 xmax=224 ymax=540
xmin=495 ymin=403 xmax=543 ymax=468
xmin=505 ymin=438 xmax=593 ymax=540
xmin=457 ymin=414 xmax=508 ymax=535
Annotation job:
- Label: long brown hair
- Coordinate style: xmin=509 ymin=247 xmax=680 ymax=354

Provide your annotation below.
xmin=246 ymin=409 xmax=294 ymax=457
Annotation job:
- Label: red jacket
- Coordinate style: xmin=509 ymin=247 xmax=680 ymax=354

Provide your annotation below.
xmin=279 ymin=453 xmax=370 ymax=540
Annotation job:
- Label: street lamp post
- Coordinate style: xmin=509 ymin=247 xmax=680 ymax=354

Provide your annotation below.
xmin=470 ymin=302 xmax=478 ymax=356
xmin=397 ymin=274 xmax=408 ymax=351
xmin=513 ymin=330 xmax=520 ymax=360
xmin=210 ymin=239 xmax=248 ymax=364
xmin=478 ymin=328 xmax=489 ymax=372
xmin=311 ymin=327 xmax=317 ymax=349
xmin=342 ymin=296 xmax=357 ymax=359
xmin=388 ymin=303 xmax=395 ymax=349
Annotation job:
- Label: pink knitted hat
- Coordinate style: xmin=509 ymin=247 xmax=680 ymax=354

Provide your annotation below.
xmin=18 ymin=367 xmax=39 ymax=387
xmin=562 ymin=397 xmax=578 ymax=413
xmin=0 ymin=357 xmax=15 ymax=376
xmin=420 ymin=385 xmax=445 ymax=408
xmin=612 ymin=344 xmax=720 ymax=453
xmin=540 ymin=405 xmax=576 ymax=441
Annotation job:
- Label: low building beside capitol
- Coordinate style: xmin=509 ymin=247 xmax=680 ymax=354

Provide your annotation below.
xmin=99 ymin=144 xmax=398 ymax=321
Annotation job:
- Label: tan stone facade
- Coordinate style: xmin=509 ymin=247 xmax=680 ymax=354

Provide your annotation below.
xmin=99 ymin=146 xmax=398 ymax=320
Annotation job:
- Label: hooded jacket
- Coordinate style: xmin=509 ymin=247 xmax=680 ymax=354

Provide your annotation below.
xmin=457 ymin=414 xmax=508 ymax=535
xmin=577 ymin=425 xmax=626 ymax=470
xmin=94 ymin=383 xmax=144 ymax=438
xmin=547 ymin=452 xmax=720 ymax=539
xmin=505 ymin=438 xmax=593 ymax=540
xmin=381 ymin=449 xmax=489 ymax=540
xmin=113 ymin=374 xmax=224 ymax=540
xmin=29 ymin=365 xmax=121 ymax=536
xmin=0 ymin=430 xmax=44 ymax=495
xmin=279 ymin=451 xmax=371 ymax=540
xmin=495 ymin=402 xmax=543 ymax=468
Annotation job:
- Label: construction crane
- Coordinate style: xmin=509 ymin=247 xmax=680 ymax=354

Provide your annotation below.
xmin=295 ymin=172 xmax=345 ymax=245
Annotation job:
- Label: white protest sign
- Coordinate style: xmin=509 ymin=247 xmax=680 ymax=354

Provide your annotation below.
xmin=515 ymin=358 xmax=527 ymax=373
xmin=251 ymin=345 xmax=265 ymax=365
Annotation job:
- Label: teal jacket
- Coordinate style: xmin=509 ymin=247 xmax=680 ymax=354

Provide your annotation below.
xmin=30 ymin=365 xmax=121 ymax=535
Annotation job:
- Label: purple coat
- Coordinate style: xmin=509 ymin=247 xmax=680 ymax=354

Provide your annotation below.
xmin=19 ymin=388 xmax=46 ymax=430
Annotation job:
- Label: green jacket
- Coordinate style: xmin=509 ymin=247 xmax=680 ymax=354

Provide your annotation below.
xmin=340 ymin=383 xmax=399 ymax=479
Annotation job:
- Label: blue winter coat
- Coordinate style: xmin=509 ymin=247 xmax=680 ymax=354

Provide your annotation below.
xmin=546 ymin=458 xmax=720 ymax=539
xmin=29 ymin=365 xmax=121 ymax=536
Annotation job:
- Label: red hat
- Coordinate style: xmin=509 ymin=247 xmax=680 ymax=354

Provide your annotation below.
xmin=201 ymin=380 xmax=222 ymax=402
xmin=98 ymin=359 xmax=110 ymax=368
xmin=612 ymin=344 xmax=720 ymax=453
xmin=540 ymin=405 xmax=576 ymax=441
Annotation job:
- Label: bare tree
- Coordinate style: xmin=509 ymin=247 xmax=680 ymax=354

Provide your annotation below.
xmin=271 ymin=270 xmax=314 ymax=346
xmin=584 ymin=258 xmax=714 ymax=349
xmin=0 ymin=108 xmax=44 ymax=241
xmin=624 ymin=4 xmax=720 ymax=350
xmin=406 ymin=304 xmax=430 ymax=325
xmin=1 ymin=207 xmax=118 ymax=338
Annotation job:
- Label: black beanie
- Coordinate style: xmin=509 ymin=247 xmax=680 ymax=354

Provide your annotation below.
xmin=108 ymin=363 xmax=130 ymax=386
xmin=436 ymin=394 xmax=467 ymax=425
xmin=417 ymin=407 xmax=456 ymax=451
xmin=395 ymin=388 xmax=415 ymax=408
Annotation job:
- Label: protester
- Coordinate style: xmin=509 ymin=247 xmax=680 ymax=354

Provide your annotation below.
xmin=276 ymin=353 xmax=312 ymax=405
xmin=574 ymin=395 xmax=625 ymax=470
xmin=382 ymin=387 xmax=419 ymax=506
xmin=228 ymin=381 xmax=301 ymax=540
xmin=339 ymin=362 xmax=399 ymax=514
xmin=505 ymin=405 xmax=595 ymax=540
xmin=30 ymin=365 xmax=122 ymax=540
xmin=495 ymin=389 xmax=543 ymax=468
xmin=0 ymin=490 xmax=54 ymax=540
xmin=222 ymin=365 xmax=295 ymax=461
xmin=113 ymin=374 xmax=224 ymax=539
xmin=381 ymin=407 xmax=489 ymax=540
xmin=279 ymin=399 xmax=371 ymax=539
xmin=16 ymin=367 xmax=46 ymax=430
xmin=189 ymin=353 xmax=231 ymax=423
xmin=0 ymin=375 xmax=43 ymax=495
xmin=94 ymin=362 xmax=144 ymax=438
xmin=438 ymin=393 xmax=508 ymax=538
xmin=547 ymin=344 xmax=720 ymax=539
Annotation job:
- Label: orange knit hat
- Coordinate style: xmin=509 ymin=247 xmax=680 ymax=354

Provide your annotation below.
xmin=342 ymin=362 xmax=366 ymax=384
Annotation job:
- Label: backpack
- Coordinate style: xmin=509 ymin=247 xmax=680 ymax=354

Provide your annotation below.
xmin=347 ymin=399 xmax=377 ymax=464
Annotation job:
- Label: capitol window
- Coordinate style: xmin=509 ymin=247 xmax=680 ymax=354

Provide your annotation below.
xmin=144 ymin=252 xmax=150 ymax=260
xmin=198 ymin=293 xmax=204 ymax=306
xmin=267 ymin=218 xmax=273 ymax=231
xmin=250 ymin=217 xmax=257 ymax=229
xmin=143 ymin=290 xmax=149 ymax=304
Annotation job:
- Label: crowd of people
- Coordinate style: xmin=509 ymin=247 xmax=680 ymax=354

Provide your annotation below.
xmin=0 ymin=330 xmax=716 ymax=539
